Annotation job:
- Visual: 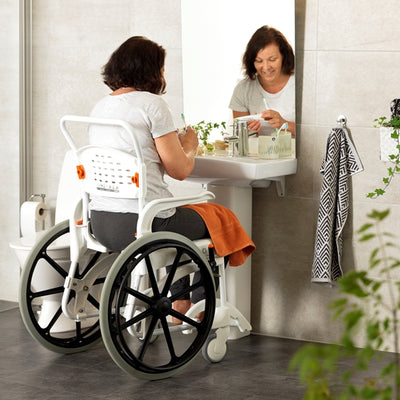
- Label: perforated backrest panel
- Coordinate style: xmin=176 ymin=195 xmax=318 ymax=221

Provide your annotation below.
xmin=76 ymin=146 xmax=144 ymax=199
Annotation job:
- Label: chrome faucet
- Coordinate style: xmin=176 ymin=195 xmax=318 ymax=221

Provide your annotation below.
xmin=233 ymin=119 xmax=249 ymax=157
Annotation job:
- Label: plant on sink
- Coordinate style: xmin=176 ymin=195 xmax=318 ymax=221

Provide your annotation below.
xmin=192 ymin=120 xmax=227 ymax=155
xmin=289 ymin=208 xmax=400 ymax=399
xmin=367 ymin=116 xmax=400 ymax=198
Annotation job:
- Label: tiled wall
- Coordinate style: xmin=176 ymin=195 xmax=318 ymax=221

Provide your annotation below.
xmin=2 ymin=0 xmax=400 ymax=349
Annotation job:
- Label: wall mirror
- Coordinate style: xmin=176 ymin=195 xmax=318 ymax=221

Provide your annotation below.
xmin=181 ymin=0 xmax=295 ymax=157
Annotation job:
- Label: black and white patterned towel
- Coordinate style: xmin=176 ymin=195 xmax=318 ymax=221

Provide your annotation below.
xmin=311 ymin=127 xmax=363 ymax=283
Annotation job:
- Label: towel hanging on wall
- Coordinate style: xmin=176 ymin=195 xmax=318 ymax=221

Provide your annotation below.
xmin=311 ymin=126 xmax=363 ymax=284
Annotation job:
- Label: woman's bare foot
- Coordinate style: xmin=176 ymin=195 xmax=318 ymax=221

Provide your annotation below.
xmin=172 ymin=299 xmax=191 ymax=324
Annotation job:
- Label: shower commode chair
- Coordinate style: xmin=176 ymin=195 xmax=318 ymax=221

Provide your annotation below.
xmin=18 ymin=115 xmax=251 ymax=380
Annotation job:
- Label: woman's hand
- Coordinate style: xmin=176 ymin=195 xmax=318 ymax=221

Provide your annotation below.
xmin=247 ymin=118 xmax=261 ymax=133
xmin=178 ymin=126 xmax=198 ymax=154
xmin=261 ymin=109 xmax=285 ymax=129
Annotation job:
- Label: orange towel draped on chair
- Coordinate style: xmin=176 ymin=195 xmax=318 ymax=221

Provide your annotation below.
xmin=183 ymin=203 xmax=255 ymax=266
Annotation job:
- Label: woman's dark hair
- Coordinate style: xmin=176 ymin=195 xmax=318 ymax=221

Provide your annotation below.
xmin=242 ymin=26 xmax=295 ymax=79
xmin=102 ymin=36 xmax=166 ymax=94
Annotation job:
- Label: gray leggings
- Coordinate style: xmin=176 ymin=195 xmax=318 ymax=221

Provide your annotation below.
xmin=90 ymin=207 xmax=209 ymax=303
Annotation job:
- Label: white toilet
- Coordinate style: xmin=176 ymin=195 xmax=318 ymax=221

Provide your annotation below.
xmin=10 ymin=150 xmax=81 ymax=266
xmin=10 ymin=151 xmax=82 ymax=331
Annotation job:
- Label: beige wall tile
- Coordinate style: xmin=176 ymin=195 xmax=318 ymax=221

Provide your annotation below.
xmin=317 ymin=0 xmax=400 ymax=52
xmin=315 ymin=51 xmax=400 ymax=127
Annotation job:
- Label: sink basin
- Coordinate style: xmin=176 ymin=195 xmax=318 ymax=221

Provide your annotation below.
xmin=188 ymin=155 xmax=297 ymax=192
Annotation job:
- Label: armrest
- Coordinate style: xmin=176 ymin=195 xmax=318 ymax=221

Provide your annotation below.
xmin=136 ymin=191 xmax=215 ymax=236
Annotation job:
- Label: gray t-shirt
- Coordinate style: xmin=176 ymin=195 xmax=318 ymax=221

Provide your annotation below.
xmin=229 ymin=75 xmax=295 ymax=135
xmin=88 ymin=91 xmax=177 ymax=217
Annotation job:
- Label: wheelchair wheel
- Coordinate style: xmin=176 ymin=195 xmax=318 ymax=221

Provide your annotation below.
xmin=100 ymin=232 xmax=216 ymax=380
xmin=19 ymin=220 xmax=115 ymax=354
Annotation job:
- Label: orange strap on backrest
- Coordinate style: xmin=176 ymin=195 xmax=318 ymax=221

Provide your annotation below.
xmin=131 ymin=172 xmax=139 ymax=187
xmin=76 ymin=165 xmax=85 ymax=179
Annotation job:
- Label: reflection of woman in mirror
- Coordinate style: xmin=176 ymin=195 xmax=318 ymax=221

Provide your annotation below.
xmin=229 ymin=25 xmax=295 ymax=136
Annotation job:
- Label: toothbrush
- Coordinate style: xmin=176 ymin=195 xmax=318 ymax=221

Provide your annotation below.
xmin=265 ymin=123 xmax=288 ymax=155
xmin=263 ymin=98 xmax=269 ymax=110
xmin=181 ymin=113 xmax=187 ymax=132
xmin=277 ymin=122 xmax=288 ymax=134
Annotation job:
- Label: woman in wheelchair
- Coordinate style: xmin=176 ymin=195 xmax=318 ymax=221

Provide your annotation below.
xmin=88 ymin=36 xmax=216 ymax=323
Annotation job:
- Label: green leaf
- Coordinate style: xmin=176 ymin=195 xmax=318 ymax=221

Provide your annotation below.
xmin=366 ymin=321 xmax=380 ymax=340
xmin=380 ymin=362 xmax=394 ymax=377
xmin=360 ymin=385 xmax=381 ymax=398
xmin=343 ymin=309 xmax=364 ymax=330
xmin=338 ymin=270 xmax=371 ymax=297
xmin=371 ymin=281 xmax=382 ymax=292
xmin=370 ymin=259 xmax=381 ymax=269
xmin=358 ymin=223 xmax=374 ymax=233
xmin=369 ymin=247 xmax=380 ymax=260
xmin=367 ymin=209 xmax=390 ymax=221
xmin=390 ymin=260 xmax=400 ymax=269
xmin=360 ymin=233 xmax=376 ymax=242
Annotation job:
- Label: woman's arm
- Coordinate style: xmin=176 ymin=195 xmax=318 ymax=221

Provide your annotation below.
xmin=154 ymin=127 xmax=198 ymax=181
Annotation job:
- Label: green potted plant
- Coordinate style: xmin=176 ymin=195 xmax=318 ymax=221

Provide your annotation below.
xmin=192 ymin=120 xmax=227 ymax=155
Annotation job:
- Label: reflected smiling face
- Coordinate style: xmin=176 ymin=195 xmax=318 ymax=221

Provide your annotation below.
xmin=254 ymin=42 xmax=284 ymax=85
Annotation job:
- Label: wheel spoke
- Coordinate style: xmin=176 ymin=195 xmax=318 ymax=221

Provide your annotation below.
xmin=86 ymin=294 xmax=100 ymax=310
xmin=123 ymin=285 xmax=153 ymax=306
xmin=77 ymin=251 xmax=102 ymax=277
xmin=144 ymin=254 xmax=160 ymax=297
xmin=120 ymin=307 xmax=153 ymax=331
xmin=160 ymin=317 xmax=177 ymax=362
xmin=42 ymin=305 xmax=63 ymax=333
xmin=161 ymin=248 xmax=184 ymax=297
xmin=41 ymin=252 xmax=69 ymax=278
xmin=30 ymin=285 xmax=64 ymax=299
xmin=137 ymin=314 xmax=159 ymax=361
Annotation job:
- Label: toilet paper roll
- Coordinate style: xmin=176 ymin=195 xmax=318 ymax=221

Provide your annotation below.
xmin=20 ymin=201 xmax=47 ymax=237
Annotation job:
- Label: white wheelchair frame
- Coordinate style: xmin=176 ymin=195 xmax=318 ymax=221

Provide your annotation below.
xmin=18 ymin=115 xmax=251 ymax=380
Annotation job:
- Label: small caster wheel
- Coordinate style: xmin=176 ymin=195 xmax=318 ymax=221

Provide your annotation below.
xmin=202 ymin=333 xmax=227 ymax=363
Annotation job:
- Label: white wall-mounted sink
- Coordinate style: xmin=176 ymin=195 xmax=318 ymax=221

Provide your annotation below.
xmin=189 ymin=155 xmax=297 ymax=195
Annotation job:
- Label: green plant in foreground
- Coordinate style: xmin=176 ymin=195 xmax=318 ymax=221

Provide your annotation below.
xmin=367 ymin=116 xmax=400 ymax=198
xmin=290 ymin=209 xmax=400 ymax=399
xmin=192 ymin=120 xmax=227 ymax=153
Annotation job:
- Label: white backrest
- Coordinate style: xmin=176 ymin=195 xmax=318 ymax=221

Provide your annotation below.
xmin=60 ymin=116 xmax=147 ymax=226
xmin=76 ymin=145 xmax=145 ymax=200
